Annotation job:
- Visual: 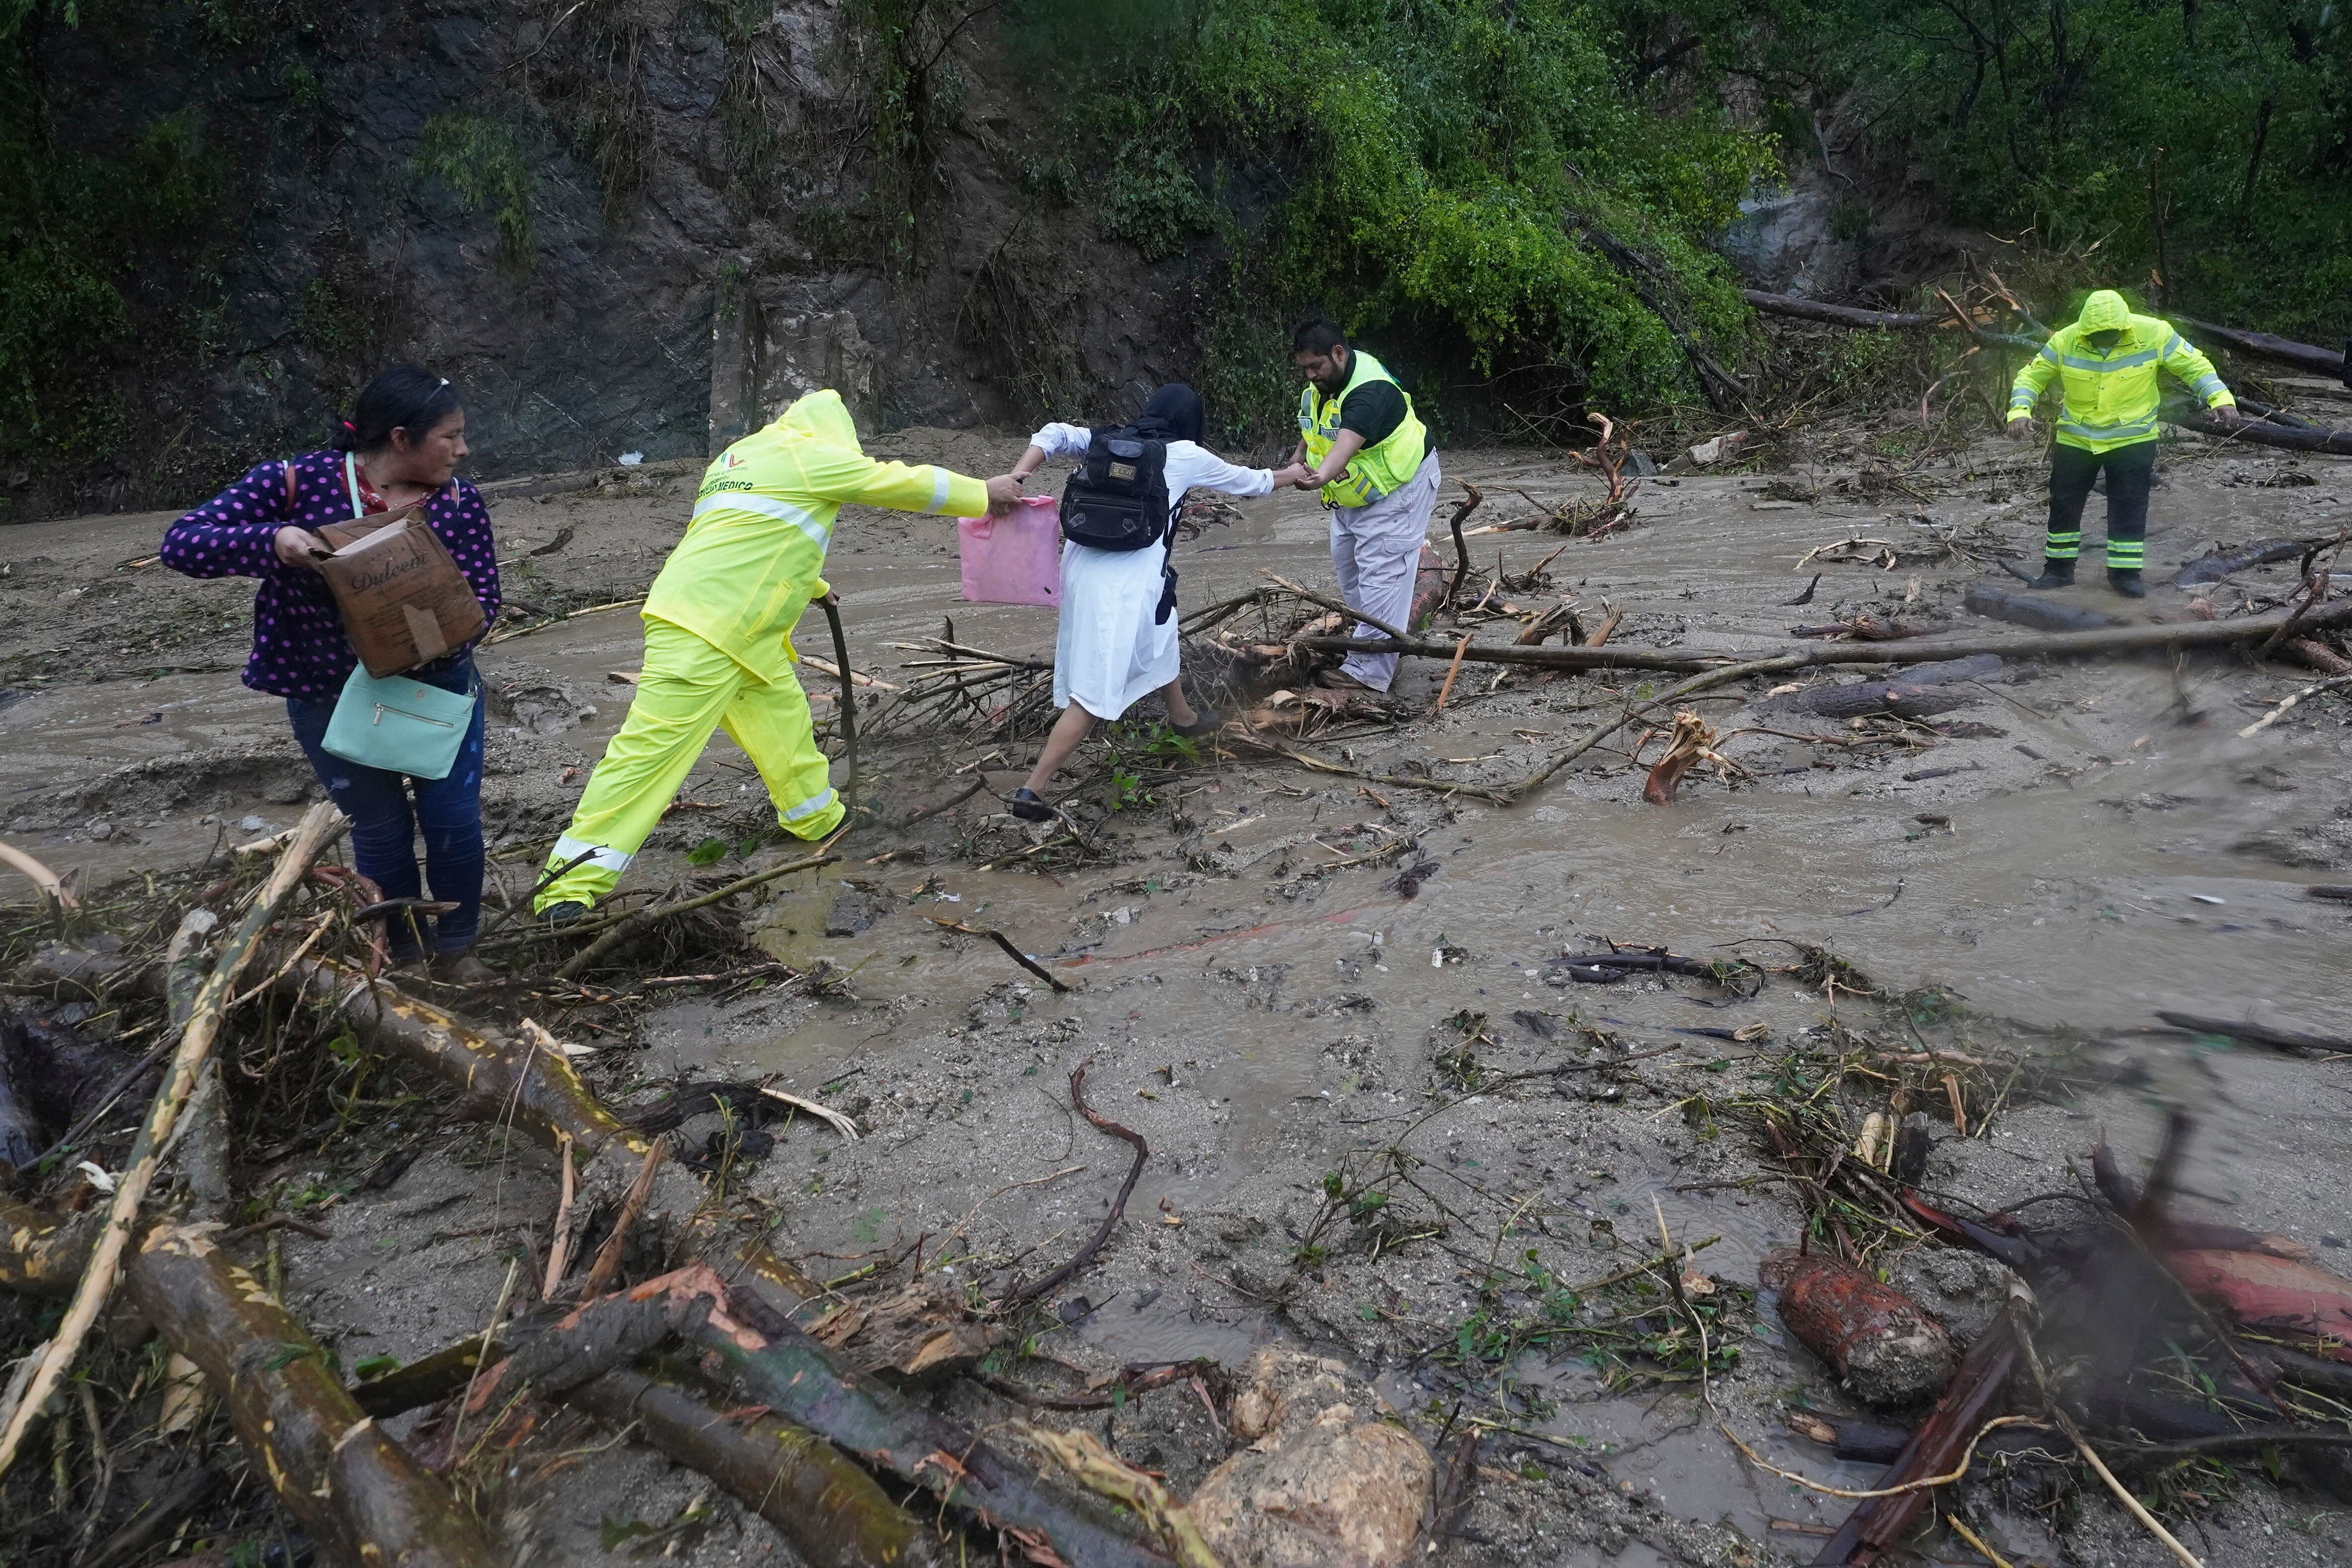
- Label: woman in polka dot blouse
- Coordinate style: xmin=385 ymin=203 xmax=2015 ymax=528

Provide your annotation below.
xmin=163 ymin=364 xmax=503 ymax=982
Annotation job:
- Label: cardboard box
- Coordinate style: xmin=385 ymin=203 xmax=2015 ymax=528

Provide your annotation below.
xmin=311 ymin=507 xmax=487 ymax=676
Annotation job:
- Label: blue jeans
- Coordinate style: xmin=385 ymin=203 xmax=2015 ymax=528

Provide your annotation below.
xmin=288 ymin=659 xmax=487 ymax=960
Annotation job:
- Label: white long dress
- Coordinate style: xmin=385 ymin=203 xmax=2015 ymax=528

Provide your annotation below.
xmin=1027 ymin=422 xmax=1274 ymax=720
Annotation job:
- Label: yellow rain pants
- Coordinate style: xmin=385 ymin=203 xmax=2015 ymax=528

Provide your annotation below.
xmin=533 ymin=387 xmax=989 ymax=913
xmin=535 ymin=613 xmax=842 ymax=910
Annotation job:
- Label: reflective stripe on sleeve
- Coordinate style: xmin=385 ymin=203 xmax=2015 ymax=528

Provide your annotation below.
xmin=924 ymin=469 xmax=952 ymax=514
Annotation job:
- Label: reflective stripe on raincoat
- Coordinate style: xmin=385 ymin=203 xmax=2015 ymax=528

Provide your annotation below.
xmin=642 ymin=389 xmax=988 ymax=682
xmin=2007 ymin=290 xmax=2235 ymax=455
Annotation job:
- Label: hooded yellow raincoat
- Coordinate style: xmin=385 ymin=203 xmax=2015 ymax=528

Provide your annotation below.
xmin=2007 ymin=290 xmax=2235 ymax=454
xmin=537 ymin=391 xmax=988 ymax=911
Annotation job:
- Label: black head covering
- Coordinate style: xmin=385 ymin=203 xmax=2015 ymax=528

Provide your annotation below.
xmin=1132 ymin=382 xmax=1205 ymax=445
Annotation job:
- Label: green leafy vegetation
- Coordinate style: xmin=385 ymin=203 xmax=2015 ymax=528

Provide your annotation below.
xmin=1005 ymin=0 xmax=1772 ymax=429
xmin=1756 ymin=0 xmax=2352 ymax=341
xmin=415 ymin=111 xmax=539 ymax=266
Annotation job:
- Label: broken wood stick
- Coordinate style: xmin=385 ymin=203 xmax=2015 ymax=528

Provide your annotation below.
xmin=552 ymin=850 xmax=840 ymax=979
xmin=664 ymin=1267 xmax=1166 ymax=1568
xmin=1321 ymin=593 xmax=2352 ymax=693
xmin=2174 ymin=536 xmax=2339 ymax=587
xmin=817 ymin=592 xmax=861 ymax=823
xmin=1742 ymin=290 xmax=1942 ymax=331
xmin=1259 ymin=568 xmax=1411 ymax=643
xmin=128 ymin=1223 xmax=503 ymax=1566
xmin=0 ymin=841 xmax=76 ymax=908
xmin=1807 ymin=1313 xmax=2020 ymax=1567
xmin=283 ymin=955 xmax=641 ymax=1155
xmin=568 ymin=1368 xmax=950 ymax=1568
xmin=0 ymin=800 xmax=344 ymax=1478
xmin=0 ymin=1196 xmax=104 ymax=1296
xmin=270 ymin=966 xmax=828 ymax=1309
xmin=2236 ymin=673 xmax=2352 ymax=738
xmin=1444 ymin=481 xmax=1483 ymax=610
xmin=922 ymin=916 xmax=1075 ymax=993
xmin=997 ymin=1060 xmax=1147 ymax=1309
xmin=2174 ymin=405 xmax=2352 ymax=456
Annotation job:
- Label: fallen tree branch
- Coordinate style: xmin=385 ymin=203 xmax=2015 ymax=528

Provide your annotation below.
xmin=995 ymin=1060 xmax=1148 ymax=1309
xmin=2173 ymin=316 xmax=2347 ymax=378
xmin=817 ymin=593 xmax=861 ymax=822
xmin=556 ymin=852 xmax=840 ymax=979
xmin=0 ymin=841 xmax=76 ymax=908
xmin=923 ymin=916 xmax=1075 ymax=993
xmin=647 ymin=1267 xmax=1169 ymax=1568
xmin=2236 ymin=674 xmax=2352 ymax=739
xmin=568 ymin=1368 xmax=950 ymax=1568
xmin=0 ymin=801 xmax=344 ymax=1477
xmin=129 ymin=1222 xmax=503 ymax=1566
xmin=1444 ymin=482 xmax=1484 ymax=611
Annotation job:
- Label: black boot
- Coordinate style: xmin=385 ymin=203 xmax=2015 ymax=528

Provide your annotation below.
xmin=2108 ymin=567 xmax=2147 ymax=598
xmin=2026 ymin=558 xmax=2076 ymax=589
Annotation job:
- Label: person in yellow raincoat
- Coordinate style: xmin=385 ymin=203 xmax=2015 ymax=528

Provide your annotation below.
xmin=534 ymin=390 xmax=1020 ymax=919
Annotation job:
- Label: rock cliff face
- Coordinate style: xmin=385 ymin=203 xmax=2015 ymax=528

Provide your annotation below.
xmin=21 ymin=0 xmax=1199 ymax=516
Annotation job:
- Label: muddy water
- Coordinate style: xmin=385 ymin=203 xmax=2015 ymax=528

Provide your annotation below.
xmin=11 ymin=441 xmax=2350 ymax=1560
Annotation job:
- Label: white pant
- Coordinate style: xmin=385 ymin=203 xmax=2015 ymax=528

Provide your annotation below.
xmin=1328 ymin=452 xmax=1441 ymax=692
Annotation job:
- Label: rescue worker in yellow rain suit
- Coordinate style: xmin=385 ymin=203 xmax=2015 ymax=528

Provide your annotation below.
xmin=534 ymin=389 xmax=1020 ymax=919
xmin=2007 ymin=289 xmax=2239 ymax=598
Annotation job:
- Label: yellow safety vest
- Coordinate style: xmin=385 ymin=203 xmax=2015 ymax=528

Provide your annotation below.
xmin=1297 ymin=349 xmax=1429 ymax=508
xmin=2008 ymin=294 xmax=2235 ymax=455
xmin=643 ymin=390 xmax=986 ymax=683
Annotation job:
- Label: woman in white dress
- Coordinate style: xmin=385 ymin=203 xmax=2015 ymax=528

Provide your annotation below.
xmin=1001 ymin=384 xmax=1309 ymax=820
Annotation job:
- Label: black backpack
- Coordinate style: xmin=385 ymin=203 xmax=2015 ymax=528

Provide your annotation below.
xmin=1060 ymin=427 xmax=1170 ymax=552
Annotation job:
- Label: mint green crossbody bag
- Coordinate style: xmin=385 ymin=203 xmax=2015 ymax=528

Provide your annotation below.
xmin=322 ymin=667 xmax=478 ymax=780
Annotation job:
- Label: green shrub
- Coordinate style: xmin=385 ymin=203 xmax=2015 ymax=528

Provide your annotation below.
xmin=415 ymin=112 xmax=537 ymax=266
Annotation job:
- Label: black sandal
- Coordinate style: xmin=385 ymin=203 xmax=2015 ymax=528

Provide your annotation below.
xmin=1008 ymin=788 xmax=1054 ymax=822
xmin=1171 ymin=709 xmax=1224 ymax=737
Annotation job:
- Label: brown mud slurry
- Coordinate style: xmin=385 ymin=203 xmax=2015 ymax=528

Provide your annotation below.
xmin=5 ymin=430 xmax=2352 ymax=1565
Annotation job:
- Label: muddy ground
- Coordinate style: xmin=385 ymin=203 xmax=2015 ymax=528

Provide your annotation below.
xmin=4 ymin=425 xmax=2352 ymax=1566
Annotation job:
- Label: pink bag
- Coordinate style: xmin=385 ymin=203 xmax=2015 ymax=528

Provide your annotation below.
xmin=957 ymin=495 xmax=1063 ymax=607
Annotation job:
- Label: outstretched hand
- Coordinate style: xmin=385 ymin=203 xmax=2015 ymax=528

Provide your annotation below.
xmin=1270 ymin=463 xmax=1313 ymax=490
xmin=984 ymin=474 xmax=1025 ymax=514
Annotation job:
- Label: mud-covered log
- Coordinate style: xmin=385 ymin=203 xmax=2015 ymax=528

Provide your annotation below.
xmin=2173 ymin=405 xmax=2352 ymax=455
xmin=275 ymin=962 xmax=828 ymax=1310
xmin=2283 ymin=637 xmax=2352 ymax=675
xmin=653 ymin=1268 xmax=1167 ymax=1568
xmin=1760 ymin=656 xmax=2005 ymax=720
xmin=282 ymin=956 xmax=638 ymax=1156
xmin=568 ymin=1368 xmax=951 ymax=1568
xmin=1963 ymin=584 xmax=2120 ymax=633
xmin=2174 ymin=537 xmax=2336 ymax=587
xmin=2173 ymin=317 xmax=2347 ymax=378
xmin=2154 ymin=1010 xmax=2352 ymax=1056
xmin=0 ymin=1196 xmax=104 ymax=1296
xmin=126 ymin=1223 xmax=503 ymax=1567
xmin=1741 ymin=290 xmax=1942 ymax=330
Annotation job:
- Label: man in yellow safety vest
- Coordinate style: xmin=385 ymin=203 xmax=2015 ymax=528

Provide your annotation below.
xmin=1287 ymin=318 xmax=1440 ymax=691
xmin=2006 ymin=289 xmax=2240 ymax=597
xmin=534 ymin=389 xmax=1020 ymax=921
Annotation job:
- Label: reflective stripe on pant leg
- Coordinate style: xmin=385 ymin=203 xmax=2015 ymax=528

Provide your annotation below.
xmin=537 ymin=619 xmax=750 ymax=911
xmin=1336 ymin=452 xmax=1441 ymax=692
xmin=2100 ymin=440 xmax=2155 ymax=571
xmin=717 ymin=652 xmax=845 ymax=843
xmin=2046 ymin=446 xmax=2098 ymax=560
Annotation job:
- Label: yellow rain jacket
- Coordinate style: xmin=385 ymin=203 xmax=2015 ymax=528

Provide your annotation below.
xmin=643 ymin=389 xmax=988 ymax=680
xmin=2007 ymin=290 xmax=2235 ymax=454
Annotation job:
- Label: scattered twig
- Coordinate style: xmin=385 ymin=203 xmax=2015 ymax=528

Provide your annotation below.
xmin=923 ymin=916 xmax=1075 ymax=993
xmin=995 ymin=1060 xmax=1147 ymax=1308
